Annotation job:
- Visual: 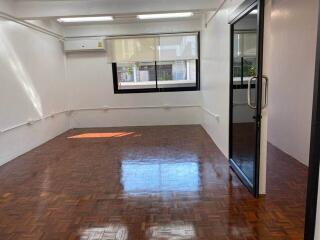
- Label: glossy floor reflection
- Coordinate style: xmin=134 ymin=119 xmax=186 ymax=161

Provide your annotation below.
xmin=121 ymin=154 xmax=199 ymax=195
xmin=80 ymin=224 xmax=128 ymax=240
xmin=147 ymin=223 xmax=196 ymax=240
xmin=0 ymin=126 xmax=308 ymax=240
xmin=232 ymin=122 xmax=256 ymax=183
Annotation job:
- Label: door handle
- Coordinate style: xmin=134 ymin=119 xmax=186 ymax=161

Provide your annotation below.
xmin=262 ymin=75 xmax=268 ymax=109
xmin=247 ymin=76 xmax=257 ymax=109
xmin=247 ymin=76 xmax=269 ymax=110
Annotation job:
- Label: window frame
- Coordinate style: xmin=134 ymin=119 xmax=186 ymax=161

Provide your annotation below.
xmin=112 ymin=32 xmax=201 ymax=94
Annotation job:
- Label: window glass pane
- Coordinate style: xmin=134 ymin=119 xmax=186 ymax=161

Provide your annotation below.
xmin=158 ymin=35 xmax=198 ymax=61
xmin=116 ymin=62 xmax=156 ymax=90
xmin=243 ymin=57 xmax=257 ymax=77
xmin=234 ymin=32 xmax=257 ymax=58
xmin=233 ymin=58 xmax=241 ymax=78
xmin=157 ymin=60 xmax=197 ymax=88
xmin=233 ymin=56 xmax=257 ymax=87
xmin=234 ymin=34 xmax=242 ymax=57
xmin=243 ymin=33 xmax=257 ymax=56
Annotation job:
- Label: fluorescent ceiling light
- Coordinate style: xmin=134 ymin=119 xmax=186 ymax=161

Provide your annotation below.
xmin=57 ymin=16 xmax=114 ymax=23
xmin=137 ymin=12 xmax=194 ymax=20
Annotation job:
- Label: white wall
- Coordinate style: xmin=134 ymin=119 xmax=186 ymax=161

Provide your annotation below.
xmin=200 ymin=0 xmax=244 ymax=157
xmin=0 ymin=0 xmax=14 ymax=14
xmin=66 ymin=20 xmax=203 ymax=128
xmin=267 ymin=0 xmax=318 ymax=166
xmin=0 ymin=15 xmax=69 ymax=165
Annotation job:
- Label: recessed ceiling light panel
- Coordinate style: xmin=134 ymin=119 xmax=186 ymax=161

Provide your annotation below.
xmin=57 ymin=16 xmax=114 ymax=23
xmin=137 ymin=12 xmax=194 ymax=20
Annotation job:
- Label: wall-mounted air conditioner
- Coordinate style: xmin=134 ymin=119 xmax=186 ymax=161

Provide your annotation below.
xmin=64 ymin=38 xmax=106 ymax=52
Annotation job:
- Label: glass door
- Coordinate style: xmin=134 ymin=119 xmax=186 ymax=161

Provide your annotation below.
xmin=229 ymin=0 xmax=265 ymax=197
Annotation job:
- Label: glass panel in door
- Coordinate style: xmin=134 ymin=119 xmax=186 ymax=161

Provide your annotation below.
xmin=231 ymin=7 xmax=259 ymax=186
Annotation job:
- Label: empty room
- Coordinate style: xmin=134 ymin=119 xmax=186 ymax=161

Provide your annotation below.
xmin=1 ymin=0 xmax=320 ymax=239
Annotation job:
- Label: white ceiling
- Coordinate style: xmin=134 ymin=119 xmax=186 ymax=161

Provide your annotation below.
xmin=10 ymin=0 xmax=222 ymax=19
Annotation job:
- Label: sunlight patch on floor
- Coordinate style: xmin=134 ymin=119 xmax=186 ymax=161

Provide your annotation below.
xmin=68 ymin=132 xmax=137 ymax=139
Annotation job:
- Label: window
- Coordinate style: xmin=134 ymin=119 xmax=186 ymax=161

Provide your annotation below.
xmin=109 ymin=33 xmax=200 ymax=93
xmin=157 ymin=60 xmax=197 ymax=89
xmin=116 ymin=62 xmax=157 ymax=90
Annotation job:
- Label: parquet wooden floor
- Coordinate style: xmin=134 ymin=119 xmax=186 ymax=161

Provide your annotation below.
xmin=0 ymin=125 xmax=308 ymax=240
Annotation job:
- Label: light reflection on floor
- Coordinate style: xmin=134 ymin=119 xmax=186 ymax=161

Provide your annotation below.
xmin=80 ymin=224 xmax=128 ymax=240
xmin=147 ymin=224 xmax=196 ymax=240
xmin=80 ymin=223 xmax=195 ymax=240
xmin=121 ymin=154 xmax=200 ymax=196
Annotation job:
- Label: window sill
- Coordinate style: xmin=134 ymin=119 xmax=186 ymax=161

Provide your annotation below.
xmin=118 ymin=80 xmax=197 ymax=90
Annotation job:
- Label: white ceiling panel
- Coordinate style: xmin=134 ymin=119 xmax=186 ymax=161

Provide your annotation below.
xmin=10 ymin=0 xmax=222 ymax=19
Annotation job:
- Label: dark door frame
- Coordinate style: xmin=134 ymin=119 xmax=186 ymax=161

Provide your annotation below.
xmin=228 ymin=0 xmax=265 ymax=198
xmin=304 ymin=4 xmax=320 ymax=239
